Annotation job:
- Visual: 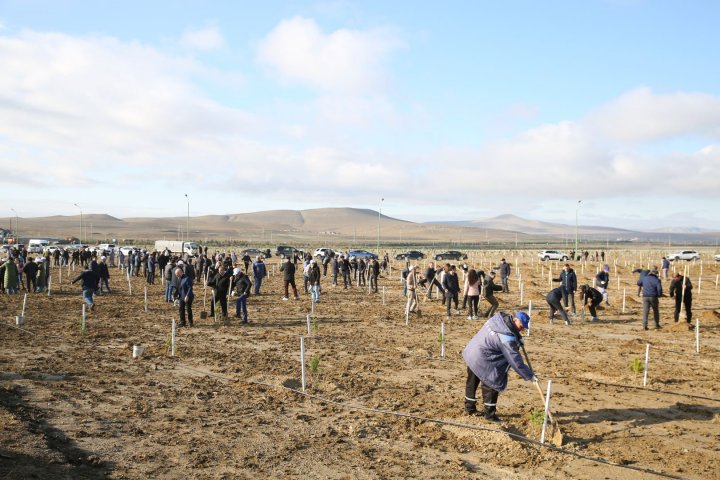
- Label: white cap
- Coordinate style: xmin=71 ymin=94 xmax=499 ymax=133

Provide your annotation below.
xmin=101 ymin=256 xmax=106 ymax=260
xmin=233 ymin=267 xmax=241 ymax=275
xmin=177 ymin=260 xmax=184 ymax=265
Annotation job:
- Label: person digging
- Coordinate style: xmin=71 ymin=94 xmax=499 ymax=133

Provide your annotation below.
xmin=462 ymin=311 xmax=537 ymax=422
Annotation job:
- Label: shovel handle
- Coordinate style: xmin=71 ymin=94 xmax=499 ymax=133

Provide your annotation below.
xmin=521 ymin=345 xmax=556 ymax=423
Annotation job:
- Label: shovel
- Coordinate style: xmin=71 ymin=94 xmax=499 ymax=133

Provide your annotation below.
xmin=200 ymin=281 xmax=208 ymax=319
xmin=520 ymin=345 xmax=564 ymax=447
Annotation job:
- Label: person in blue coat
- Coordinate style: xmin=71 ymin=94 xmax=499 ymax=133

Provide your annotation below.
xmin=252 ymin=256 xmax=267 ymax=295
xmin=638 ymin=268 xmax=663 ymax=330
xmin=462 ymin=311 xmax=537 ymax=421
xmin=177 ymin=267 xmax=194 ymax=327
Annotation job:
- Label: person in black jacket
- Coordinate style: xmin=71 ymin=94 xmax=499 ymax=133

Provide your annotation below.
xmin=553 ymin=264 xmax=577 ymax=314
xmin=496 ymin=259 xmax=511 ymax=293
xmin=368 ymin=258 xmax=380 ymax=293
xmin=579 ymin=284 xmax=603 ymax=322
xmin=280 ymin=258 xmax=300 ymax=300
xmin=339 ymin=256 xmax=351 ymax=289
xmin=72 ymin=266 xmax=98 ymax=311
xmin=482 ymin=271 xmax=503 ymax=318
xmin=232 ymin=267 xmax=252 ymax=323
xmin=22 ymin=259 xmax=38 ymax=293
xmin=669 ymin=273 xmax=693 ymax=329
xmin=213 ymin=265 xmax=231 ymax=319
xmin=98 ymin=256 xmax=111 ymax=293
xmin=420 ymin=262 xmax=443 ymax=300
xmin=546 ymin=287 xmax=571 ymax=325
xmin=442 ymin=265 xmax=460 ymax=317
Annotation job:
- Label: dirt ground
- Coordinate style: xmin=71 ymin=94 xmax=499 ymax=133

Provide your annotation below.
xmin=1 ymin=249 xmax=719 ymax=479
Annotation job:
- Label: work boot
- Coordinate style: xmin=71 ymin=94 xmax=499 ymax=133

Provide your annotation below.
xmin=485 ymin=414 xmax=502 ymax=423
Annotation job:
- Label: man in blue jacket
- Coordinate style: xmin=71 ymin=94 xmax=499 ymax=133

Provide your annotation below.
xmin=176 ymin=267 xmax=194 ymax=327
xmin=252 ymin=256 xmax=267 ymax=295
xmin=638 ymin=268 xmax=663 ymax=330
xmin=462 ymin=311 xmax=537 ymax=421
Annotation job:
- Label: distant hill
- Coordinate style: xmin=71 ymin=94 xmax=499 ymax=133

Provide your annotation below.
xmin=428 ymin=214 xmax=634 ymax=235
xmin=1 ymin=209 xmax=717 ymax=245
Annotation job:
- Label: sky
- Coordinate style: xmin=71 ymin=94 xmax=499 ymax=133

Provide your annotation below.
xmin=0 ymin=0 xmax=719 ymax=230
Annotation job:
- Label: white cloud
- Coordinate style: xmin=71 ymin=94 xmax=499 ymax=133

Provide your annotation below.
xmin=589 ymin=87 xmax=720 ymax=143
xmin=180 ymin=26 xmax=225 ymax=51
xmin=256 ymin=16 xmax=402 ymax=93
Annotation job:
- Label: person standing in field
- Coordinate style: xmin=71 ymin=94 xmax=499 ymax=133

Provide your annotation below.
xmin=661 ymin=256 xmax=670 ymax=280
xmin=309 ymin=259 xmax=321 ymax=303
xmin=232 ymin=267 xmax=252 ymax=323
xmin=405 ymin=265 xmax=420 ymax=316
xmin=280 ymin=257 xmax=300 ymax=300
xmin=638 ymin=268 xmax=663 ymax=330
xmin=462 ymin=311 xmax=537 ymax=421
xmin=669 ymin=272 xmax=693 ymax=330
xmin=463 ymin=269 xmax=482 ymax=320
xmin=442 ymin=264 xmax=460 ymax=318
xmin=99 ymin=256 xmax=111 ymax=293
xmin=553 ymin=263 xmax=577 ymax=314
xmin=252 ymin=256 xmax=267 ymax=295
xmin=595 ymin=264 xmax=610 ymax=305
xmin=176 ymin=267 xmax=194 ymax=327
xmin=496 ymin=258 xmax=511 ymax=293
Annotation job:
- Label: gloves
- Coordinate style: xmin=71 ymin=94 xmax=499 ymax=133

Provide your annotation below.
xmin=531 ymin=375 xmax=539 ymax=384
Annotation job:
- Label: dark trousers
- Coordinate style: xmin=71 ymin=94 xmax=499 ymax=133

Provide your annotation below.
xmin=561 ymin=289 xmax=576 ymax=313
xmin=358 ymin=271 xmax=366 ymax=286
xmin=446 ymin=291 xmax=458 ymax=315
xmin=342 ymin=271 xmax=351 ymax=288
xmin=284 ymin=279 xmax=298 ymax=298
xmin=370 ymin=275 xmax=378 ymax=292
xmin=464 ymin=367 xmax=500 ymax=418
xmin=642 ymin=296 xmax=660 ymax=328
xmin=501 ymin=276 xmax=509 ymax=293
xmin=100 ymin=277 xmax=111 ymax=293
xmin=673 ymin=296 xmax=692 ymax=323
xmin=179 ymin=297 xmax=193 ymax=326
xmin=547 ymin=296 xmax=571 ymax=324
xmin=26 ymin=276 xmax=36 ymax=293
xmin=147 ymin=271 xmax=154 ymax=285
xmin=426 ymin=278 xmax=442 ymax=299
xmin=217 ymin=294 xmax=228 ymax=317
xmin=467 ymin=295 xmax=479 ymax=317
xmin=588 ymin=298 xmax=602 ymax=318
xmin=484 ymin=295 xmax=499 ymax=318
xmin=235 ymin=294 xmax=247 ymax=322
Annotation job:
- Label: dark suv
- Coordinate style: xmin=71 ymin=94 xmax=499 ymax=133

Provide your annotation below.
xmin=275 ymin=245 xmax=300 ymax=258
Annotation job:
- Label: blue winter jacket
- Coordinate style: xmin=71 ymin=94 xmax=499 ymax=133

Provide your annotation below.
xmin=638 ymin=273 xmax=663 ymax=297
xmin=462 ymin=313 xmax=534 ymax=392
xmin=179 ymin=275 xmax=194 ymax=301
xmin=554 ymin=269 xmax=577 ymax=293
xmin=252 ymin=261 xmax=267 ymax=279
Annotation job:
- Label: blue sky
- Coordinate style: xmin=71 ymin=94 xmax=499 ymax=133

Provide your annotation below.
xmin=0 ymin=0 xmax=719 ymax=230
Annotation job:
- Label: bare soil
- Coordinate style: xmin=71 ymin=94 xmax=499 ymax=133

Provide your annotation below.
xmin=1 ymin=250 xmax=719 ymax=479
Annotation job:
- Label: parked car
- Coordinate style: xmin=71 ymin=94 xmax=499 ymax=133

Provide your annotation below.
xmin=395 ymin=250 xmax=425 ymax=260
xmin=667 ymin=250 xmax=701 ymax=261
xmin=241 ymin=248 xmax=266 ymax=258
xmin=715 ymin=254 xmax=720 ymax=262
xmin=313 ymin=247 xmax=335 ymax=259
xmin=348 ymin=249 xmax=378 ymax=260
xmin=433 ymin=250 xmax=468 ymax=261
xmin=538 ymin=250 xmax=569 ymax=261
xmin=275 ymin=245 xmax=301 ymax=258
xmin=119 ymin=246 xmax=138 ymax=256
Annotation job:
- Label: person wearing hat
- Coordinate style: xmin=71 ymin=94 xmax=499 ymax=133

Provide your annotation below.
xmin=462 ymin=311 xmax=537 ymax=421
xmin=669 ymin=272 xmax=693 ymax=330
xmin=280 ymin=257 xmax=300 ymax=300
xmin=595 ymin=264 xmax=610 ymax=305
xmin=482 ymin=271 xmax=503 ymax=318
xmin=232 ymin=267 xmax=252 ymax=323
xmin=495 ymin=258 xmax=511 ymax=293
xmin=638 ymin=267 xmax=663 ymax=330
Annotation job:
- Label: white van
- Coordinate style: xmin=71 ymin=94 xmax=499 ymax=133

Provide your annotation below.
xmin=28 ymin=239 xmax=50 ymax=253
